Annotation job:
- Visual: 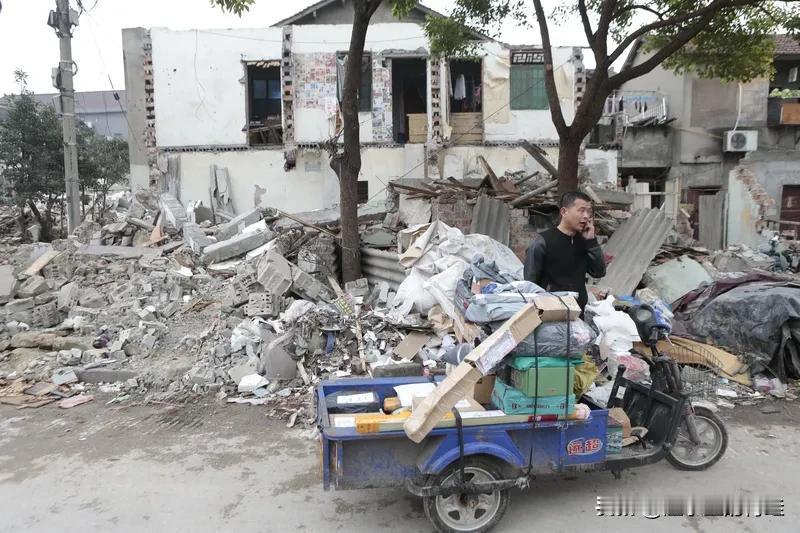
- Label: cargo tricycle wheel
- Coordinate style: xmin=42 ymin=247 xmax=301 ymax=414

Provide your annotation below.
xmin=423 ymin=457 xmax=510 ymax=533
xmin=667 ymin=405 xmax=728 ymax=471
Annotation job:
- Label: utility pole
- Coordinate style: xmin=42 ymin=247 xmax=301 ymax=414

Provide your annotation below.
xmin=48 ymin=0 xmax=81 ymax=233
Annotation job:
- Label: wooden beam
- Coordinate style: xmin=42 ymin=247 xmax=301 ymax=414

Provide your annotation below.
xmin=520 ymin=140 xmax=558 ymax=177
xmin=509 ymin=179 xmax=558 ymax=207
xmin=477 ymin=156 xmax=503 ymax=192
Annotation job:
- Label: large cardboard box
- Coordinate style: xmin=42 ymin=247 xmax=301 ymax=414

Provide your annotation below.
xmin=404 ymin=304 xmax=542 ymax=443
xmin=533 ymin=294 xmax=581 ymax=321
xmin=472 ymin=375 xmax=496 ymax=404
xmin=507 ymin=357 xmax=576 ymax=397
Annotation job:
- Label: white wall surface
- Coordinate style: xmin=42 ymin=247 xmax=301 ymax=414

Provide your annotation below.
xmin=151 ymin=27 xmax=283 ymax=148
xmin=174 ymin=146 xmax=407 ymax=214
xmin=291 ymin=23 xmax=428 ymax=54
xmin=482 ymin=46 xmax=577 ymax=142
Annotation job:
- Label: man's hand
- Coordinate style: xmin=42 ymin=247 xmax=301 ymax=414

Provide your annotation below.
xmin=581 ymin=219 xmax=596 ymax=240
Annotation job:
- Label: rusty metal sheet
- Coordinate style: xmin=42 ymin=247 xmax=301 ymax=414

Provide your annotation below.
xmin=469 ymin=195 xmax=510 ymax=245
xmin=590 ymin=208 xmax=671 ymax=296
xmin=781 ymin=102 xmax=800 ymax=125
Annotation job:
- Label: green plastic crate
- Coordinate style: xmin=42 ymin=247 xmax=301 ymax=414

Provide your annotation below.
xmin=492 ymin=378 xmax=575 ymax=416
xmin=506 ymin=356 xmax=580 ymax=397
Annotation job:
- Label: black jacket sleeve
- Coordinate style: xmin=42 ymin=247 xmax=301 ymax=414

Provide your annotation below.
xmin=523 ymin=235 xmax=547 ymax=286
xmin=585 ymin=237 xmax=606 ymax=278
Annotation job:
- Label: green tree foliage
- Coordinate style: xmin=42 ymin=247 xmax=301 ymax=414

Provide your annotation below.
xmin=0 ymin=72 xmax=130 ymax=240
xmin=425 ymin=0 xmax=800 ymax=193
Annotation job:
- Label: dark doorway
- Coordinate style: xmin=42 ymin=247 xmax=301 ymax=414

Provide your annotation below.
xmin=780 ymin=185 xmax=800 ymax=238
xmin=392 ymin=58 xmax=427 ymax=144
xmin=449 ymin=59 xmax=482 ymax=113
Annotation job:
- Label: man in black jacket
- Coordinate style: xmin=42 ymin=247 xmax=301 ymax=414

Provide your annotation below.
xmin=524 ymin=191 xmax=606 ymax=311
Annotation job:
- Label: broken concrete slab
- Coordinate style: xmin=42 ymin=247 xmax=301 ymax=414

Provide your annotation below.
xmin=160 ymin=192 xmax=189 ymax=229
xmin=75 ymin=245 xmax=162 ymax=259
xmin=258 ymin=331 xmax=296 ymax=380
xmin=273 ymin=203 xmax=386 ymax=230
xmin=75 ymin=368 xmax=138 ymax=384
xmin=16 ymin=276 xmax=50 ymax=298
xmin=256 ymin=250 xmax=293 ymax=296
xmin=57 ymin=282 xmax=81 ymax=312
xmin=9 ymin=332 xmax=61 ymax=349
xmin=202 ymin=229 xmax=274 ymax=264
xmin=644 ymin=257 xmax=714 ymax=304
xmin=228 ymin=359 xmax=258 ymax=384
xmin=237 ymin=373 xmax=269 ymax=393
xmin=216 ymin=208 xmax=262 ymax=241
xmin=0 ymin=265 xmax=18 ymax=304
xmin=78 ymin=287 xmax=107 ymax=308
xmin=291 ymin=268 xmax=332 ymax=303
xmin=183 ymin=223 xmax=215 ymax=254
xmin=244 ymin=292 xmax=275 ymax=317
xmin=52 ymin=367 xmax=79 ymax=385
xmin=31 ymin=302 xmax=61 ymax=328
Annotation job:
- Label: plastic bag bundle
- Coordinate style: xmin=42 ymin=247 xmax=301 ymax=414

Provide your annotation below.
xmin=495 ymin=319 xmax=597 ymax=358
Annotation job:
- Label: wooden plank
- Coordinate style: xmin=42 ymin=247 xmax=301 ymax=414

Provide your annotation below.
xmin=23 ymin=250 xmax=61 ymax=277
xmin=520 ymin=140 xmax=558 ymax=177
xmin=477 ymin=156 xmax=503 ymax=192
xmin=637 ymin=337 xmax=752 ymax=387
xmin=390 ymin=183 xmax=437 ymax=196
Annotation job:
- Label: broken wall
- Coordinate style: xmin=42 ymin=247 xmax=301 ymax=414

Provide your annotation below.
xmin=585 ymin=148 xmax=619 ymax=185
xmin=726 ymin=166 xmax=777 ymax=248
xmin=150 ymin=27 xmax=284 ymax=147
xmin=431 ymin=194 xmax=538 ymax=260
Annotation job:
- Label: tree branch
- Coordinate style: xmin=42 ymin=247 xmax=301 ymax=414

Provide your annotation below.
xmin=532 ymin=0 xmax=568 ymax=135
xmin=607 ymin=0 xmax=763 ymax=64
xmin=609 ymin=8 xmax=718 ymax=88
xmin=614 ymin=4 xmax=666 ymax=21
xmin=577 ymin=0 xmax=595 ymax=46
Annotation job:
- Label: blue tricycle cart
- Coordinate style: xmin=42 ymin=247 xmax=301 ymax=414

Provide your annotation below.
xmin=317 ymin=304 xmax=728 ymax=533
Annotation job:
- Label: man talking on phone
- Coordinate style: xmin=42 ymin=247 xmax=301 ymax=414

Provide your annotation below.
xmin=523 ymin=191 xmax=606 ymax=312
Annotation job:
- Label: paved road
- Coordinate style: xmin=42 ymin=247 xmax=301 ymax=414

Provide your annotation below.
xmin=1 ymin=398 xmax=797 ymax=532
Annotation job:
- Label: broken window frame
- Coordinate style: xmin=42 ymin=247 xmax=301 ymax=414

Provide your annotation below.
xmin=336 ymin=51 xmax=373 ymax=113
xmin=509 ymin=50 xmax=548 ymax=111
xmin=245 ymin=60 xmax=283 ymax=146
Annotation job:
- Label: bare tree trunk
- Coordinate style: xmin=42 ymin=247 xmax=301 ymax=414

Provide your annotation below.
xmin=556 ymin=136 xmax=582 ymax=196
xmin=330 ymin=0 xmax=380 ymax=283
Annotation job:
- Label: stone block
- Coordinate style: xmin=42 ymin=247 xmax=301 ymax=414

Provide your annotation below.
xmin=76 ymin=368 xmax=139 ymax=384
xmin=5 ymin=297 xmax=35 ymax=313
xmin=291 ymin=268 xmax=332 ymax=303
xmin=202 ymin=229 xmax=273 ymax=264
xmin=244 ymin=292 xmax=275 ymax=317
xmin=159 ymin=193 xmax=188 ymax=229
xmin=31 ymin=301 xmax=61 ymax=328
xmin=256 ymin=250 xmax=293 ymax=296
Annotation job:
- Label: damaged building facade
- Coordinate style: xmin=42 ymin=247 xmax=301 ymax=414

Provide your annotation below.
xmin=596 ymin=35 xmax=800 ymax=249
xmin=122 ymin=0 xmax=587 ymax=215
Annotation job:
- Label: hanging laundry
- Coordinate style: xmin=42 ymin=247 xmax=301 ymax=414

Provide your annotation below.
xmin=454 ymin=74 xmax=466 ymax=100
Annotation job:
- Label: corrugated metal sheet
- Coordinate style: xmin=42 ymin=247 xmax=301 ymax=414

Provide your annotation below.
xmin=360 ymin=248 xmax=405 ymax=290
xmin=469 ymin=195 xmax=510 ymax=244
xmin=592 ymin=208 xmax=671 ymax=296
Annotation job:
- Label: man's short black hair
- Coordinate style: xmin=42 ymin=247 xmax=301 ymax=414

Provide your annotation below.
xmin=560 ymin=191 xmax=593 ymax=209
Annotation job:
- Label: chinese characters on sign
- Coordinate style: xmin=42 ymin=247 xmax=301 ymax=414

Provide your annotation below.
xmin=511 ymin=50 xmax=545 ymax=65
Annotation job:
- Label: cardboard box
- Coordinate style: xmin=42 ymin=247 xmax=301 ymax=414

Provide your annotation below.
xmin=472 ymin=375 xmax=496 ymax=404
xmin=403 ymin=361 xmax=482 ymax=443
xmin=404 ymin=304 xmax=542 ymax=443
xmin=533 ymin=294 xmax=581 ymax=322
xmin=464 ymin=303 xmax=542 ymax=374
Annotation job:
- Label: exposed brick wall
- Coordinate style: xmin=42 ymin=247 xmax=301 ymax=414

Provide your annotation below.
xmin=509 ymin=208 xmax=538 ymax=261
xmin=142 ymin=30 xmax=159 ymax=191
xmin=431 ymin=194 xmax=539 ymax=262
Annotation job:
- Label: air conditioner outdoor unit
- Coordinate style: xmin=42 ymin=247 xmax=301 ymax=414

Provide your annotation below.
xmin=724 ymin=130 xmax=758 ymax=152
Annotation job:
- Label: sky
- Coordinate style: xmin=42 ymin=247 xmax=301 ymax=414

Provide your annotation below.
xmin=0 ymin=0 xmax=590 ymax=96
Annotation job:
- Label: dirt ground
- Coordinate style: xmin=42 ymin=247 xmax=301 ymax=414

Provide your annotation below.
xmin=1 ymin=397 xmax=798 ymax=532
